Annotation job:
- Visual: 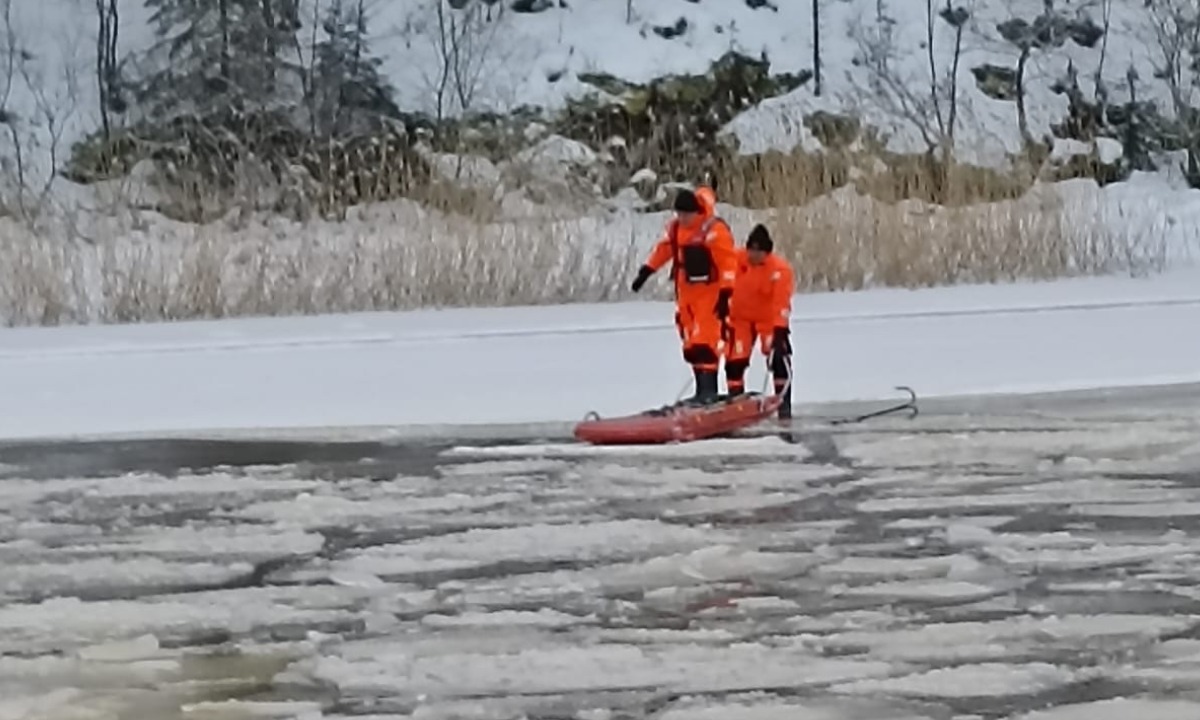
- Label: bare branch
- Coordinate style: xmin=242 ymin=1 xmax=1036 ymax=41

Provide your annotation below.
xmin=845 ymin=10 xmax=940 ymax=152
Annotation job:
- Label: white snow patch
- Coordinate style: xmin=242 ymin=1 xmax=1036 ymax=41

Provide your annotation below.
xmin=233 ymin=491 xmax=524 ymax=527
xmin=830 ymin=579 xmax=1003 ymax=602
xmin=0 ymin=588 xmax=361 ymax=655
xmin=884 ymin=515 xmax=1016 ymax=531
xmin=830 ymin=662 xmax=1085 ymax=699
xmin=420 ymin=608 xmax=593 ymax=630
xmin=656 ymin=696 xmax=935 ymax=720
xmin=13 ymin=526 xmax=327 ymax=563
xmin=180 ymin=700 xmax=323 ymax=719
xmin=1096 ymin=137 xmax=1125 ymax=165
xmin=658 ymin=492 xmax=811 ymax=519
xmin=443 ymin=437 xmax=812 ymax=460
xmin=329 ymin=519 xmax=738 ymax=579
xmin=443 ymin=547 xmax=818 ymax=608
xmin=982 ymin=542 xmax=1198 ymax=572
xmin=0 ymin=558 xmax=253 ymax=597
xmin=570 ymin=462 xmax=850 ymax=491
xmin=0 ymin=473 xmax=319 ymax=505
xmin=816 ymin=554 xmax=984 ymax=581
xmin=423 ymin=151 xmax=504 ymax=191
xmin=436 ymin=458 xmax=570 ymax=477
xmin=842 ymin=426 xmax=1200 ymax=470
xmin=857 ymin=479 xmax=1200 ymax=514
xmin=1012 ymin=697 xmax=1200 ymax=720
xmin=817 ymin=614 xmax=1197 ymax=663
xmin=308 ymin=641 xmax=896 ymax=697
xmin=1050 ymin=139 xmax=1092 ymax=163
xmin=1070 ymin=502 xmax=1200 ymax=518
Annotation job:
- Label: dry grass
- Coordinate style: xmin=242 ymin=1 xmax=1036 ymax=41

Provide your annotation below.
xmin=0 ymin=202 xmax=642 ymax=327
xmin=762 ymin=184 xmax=1168 ymax=291
xmin=0 ymin=155 xmax=1171 ymax=328
xmin=716 ymin=144 xmax=1039 ymax=208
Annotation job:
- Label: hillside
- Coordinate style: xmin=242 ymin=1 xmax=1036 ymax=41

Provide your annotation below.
xmin=1 ymin=0 xmax=1200 ymax=327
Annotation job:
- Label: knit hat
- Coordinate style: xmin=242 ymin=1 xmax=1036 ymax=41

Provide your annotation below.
xmin=747 ymin=224 xmax=773 ymax=252
xmin=673 ymin=189 xmax=701 ymax=213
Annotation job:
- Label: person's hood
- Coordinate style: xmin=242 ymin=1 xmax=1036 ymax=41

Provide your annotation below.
xmin=695 ymin=185 xmax=717 ymax=218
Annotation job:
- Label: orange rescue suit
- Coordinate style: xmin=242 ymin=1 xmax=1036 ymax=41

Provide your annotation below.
xmin=641 ymin=187 xmax=738 ymax=371
xmin=726 ymin=247 xmax=794 ymax=362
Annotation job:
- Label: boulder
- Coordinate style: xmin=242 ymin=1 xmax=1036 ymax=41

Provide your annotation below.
xmin=971 ymin=64 xmax=1018 ymax=101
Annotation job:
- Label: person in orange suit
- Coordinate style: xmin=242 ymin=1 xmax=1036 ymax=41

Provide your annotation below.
xmin=725 ymin=223 xmax=795 ymax=419
xmin=630 ymin=186 xmax=739 ymax=403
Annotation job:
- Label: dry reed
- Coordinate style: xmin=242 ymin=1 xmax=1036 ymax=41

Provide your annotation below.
xmin=0 ymin=154 xmax=1166 ymax=328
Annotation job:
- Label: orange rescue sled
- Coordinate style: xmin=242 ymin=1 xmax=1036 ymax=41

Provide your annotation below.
xmin=573 ymin=392 xmax=784 ymax=446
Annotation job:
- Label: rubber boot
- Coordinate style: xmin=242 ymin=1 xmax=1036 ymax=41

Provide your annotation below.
xmin=778 ymin=389 xmax=793 ymax=420
xmin=770 ymin=351 xmax=793 ymax=420
xmin=691 ymin=368 xmax=719 ymax=404
xmin=725 ymin=359 xmax=748 ymax=398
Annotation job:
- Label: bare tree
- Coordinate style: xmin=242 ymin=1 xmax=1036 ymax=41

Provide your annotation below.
xmin=444 ymin=0 xmax=500 ymax=118
xmin=94 ymin=0 xmax=120 ymax=139
xmin=1145 ymin=0 xmax=1200 ymax=114
xmin=0 ymin=0 xmax=81 ymax=220
xmin=846 ymin=0 xmax=970 ymax=161
xmin=812 ymin=0 xmax=821 ymax=96
xmin=296 ymin=0 xmax=324 ymax=134
xmin=403 ymin=0 xmax=520 ymax=130
xmin=925 ymin=0 xmax=968 ymax=158
xmin=1093 ymin=0 xmax=1112 ymax=116
xmin=944 ymin=1 xmax=968 ymax=144
xmin=0 ymin=0 xmax=23 ymax=210
xmin=1145 ymin=0 xmax=1200 ymax=178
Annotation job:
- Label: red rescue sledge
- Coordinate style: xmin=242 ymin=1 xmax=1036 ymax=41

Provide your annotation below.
xmin=573 ymin=391 xmax=785 ymax=446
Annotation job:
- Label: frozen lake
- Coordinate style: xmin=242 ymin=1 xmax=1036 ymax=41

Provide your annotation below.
xmin=3 ymin=386 xmax=1200 ymax=720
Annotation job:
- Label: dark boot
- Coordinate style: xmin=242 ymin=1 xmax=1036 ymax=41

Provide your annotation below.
xmin=777 ymin=387 xmax=792 ymax=420
xmin=725 ymin=359 xmax=748 ymax=397
xmin=770 ymin=351 xmax=793 ymax=420
xmin=775 ymin=380 xmax=797 ymax=443
xmin=691 ymin=368 xmax=720 ymax=404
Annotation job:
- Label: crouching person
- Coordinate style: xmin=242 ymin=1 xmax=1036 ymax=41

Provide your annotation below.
xmin=724 ymin=224 xmax=795 ymax=419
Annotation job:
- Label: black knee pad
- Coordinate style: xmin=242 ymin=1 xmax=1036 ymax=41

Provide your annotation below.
xmin=725 ymin=359 xmax=749 ymax=380
xmin=683 ymin=345 xmax=719 ymax=365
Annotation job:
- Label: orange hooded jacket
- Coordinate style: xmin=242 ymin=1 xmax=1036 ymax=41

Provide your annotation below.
xmin=642 ymin=186 xmax=738 ymax=297
xmin=731 ymin=247 xmax=794 ymax=328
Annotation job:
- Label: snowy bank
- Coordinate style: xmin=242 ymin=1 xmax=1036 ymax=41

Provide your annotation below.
xmin=3 ymin=266 xmax=1200 ymax=440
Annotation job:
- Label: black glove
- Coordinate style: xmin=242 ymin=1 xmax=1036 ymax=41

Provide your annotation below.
xmin=772 ymin=326 xmax=792 ymax=355
xmin=630 ymin=265 xmax=654 ymax=292
xmin=714 ymin=288 xmax=732 ymax=319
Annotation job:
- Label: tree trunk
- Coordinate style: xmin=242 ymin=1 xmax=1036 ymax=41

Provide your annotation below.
xmin=812 ymin=0 xmax=821 ymax=96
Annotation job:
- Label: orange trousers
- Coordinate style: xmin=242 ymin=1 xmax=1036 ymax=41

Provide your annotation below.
xmin=725 ymin=319 xmax=775 ymax=362
xmin=673 ymin=285 xmax=725 ymax=371
xmin=724 ymin=318 xmax=790 ymax=396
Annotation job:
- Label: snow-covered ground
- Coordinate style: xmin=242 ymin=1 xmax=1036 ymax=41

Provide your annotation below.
xmin=3 ymin=390 xmax=1200 ymax=720
xmin=3 ymin=0 xmax=1193 ymax=192
xmin=2 ymin=263 xmax=1200 ymax=441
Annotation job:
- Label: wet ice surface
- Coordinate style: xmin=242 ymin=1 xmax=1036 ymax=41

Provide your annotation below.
xmin=7 ymin=412 xmax=1200 ymax=719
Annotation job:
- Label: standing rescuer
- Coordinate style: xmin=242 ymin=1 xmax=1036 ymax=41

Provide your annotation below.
xmin=725 ymin=223 xmax=795 ymax=419
xmin=630 ymin=185 xmax=738 ymax=403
